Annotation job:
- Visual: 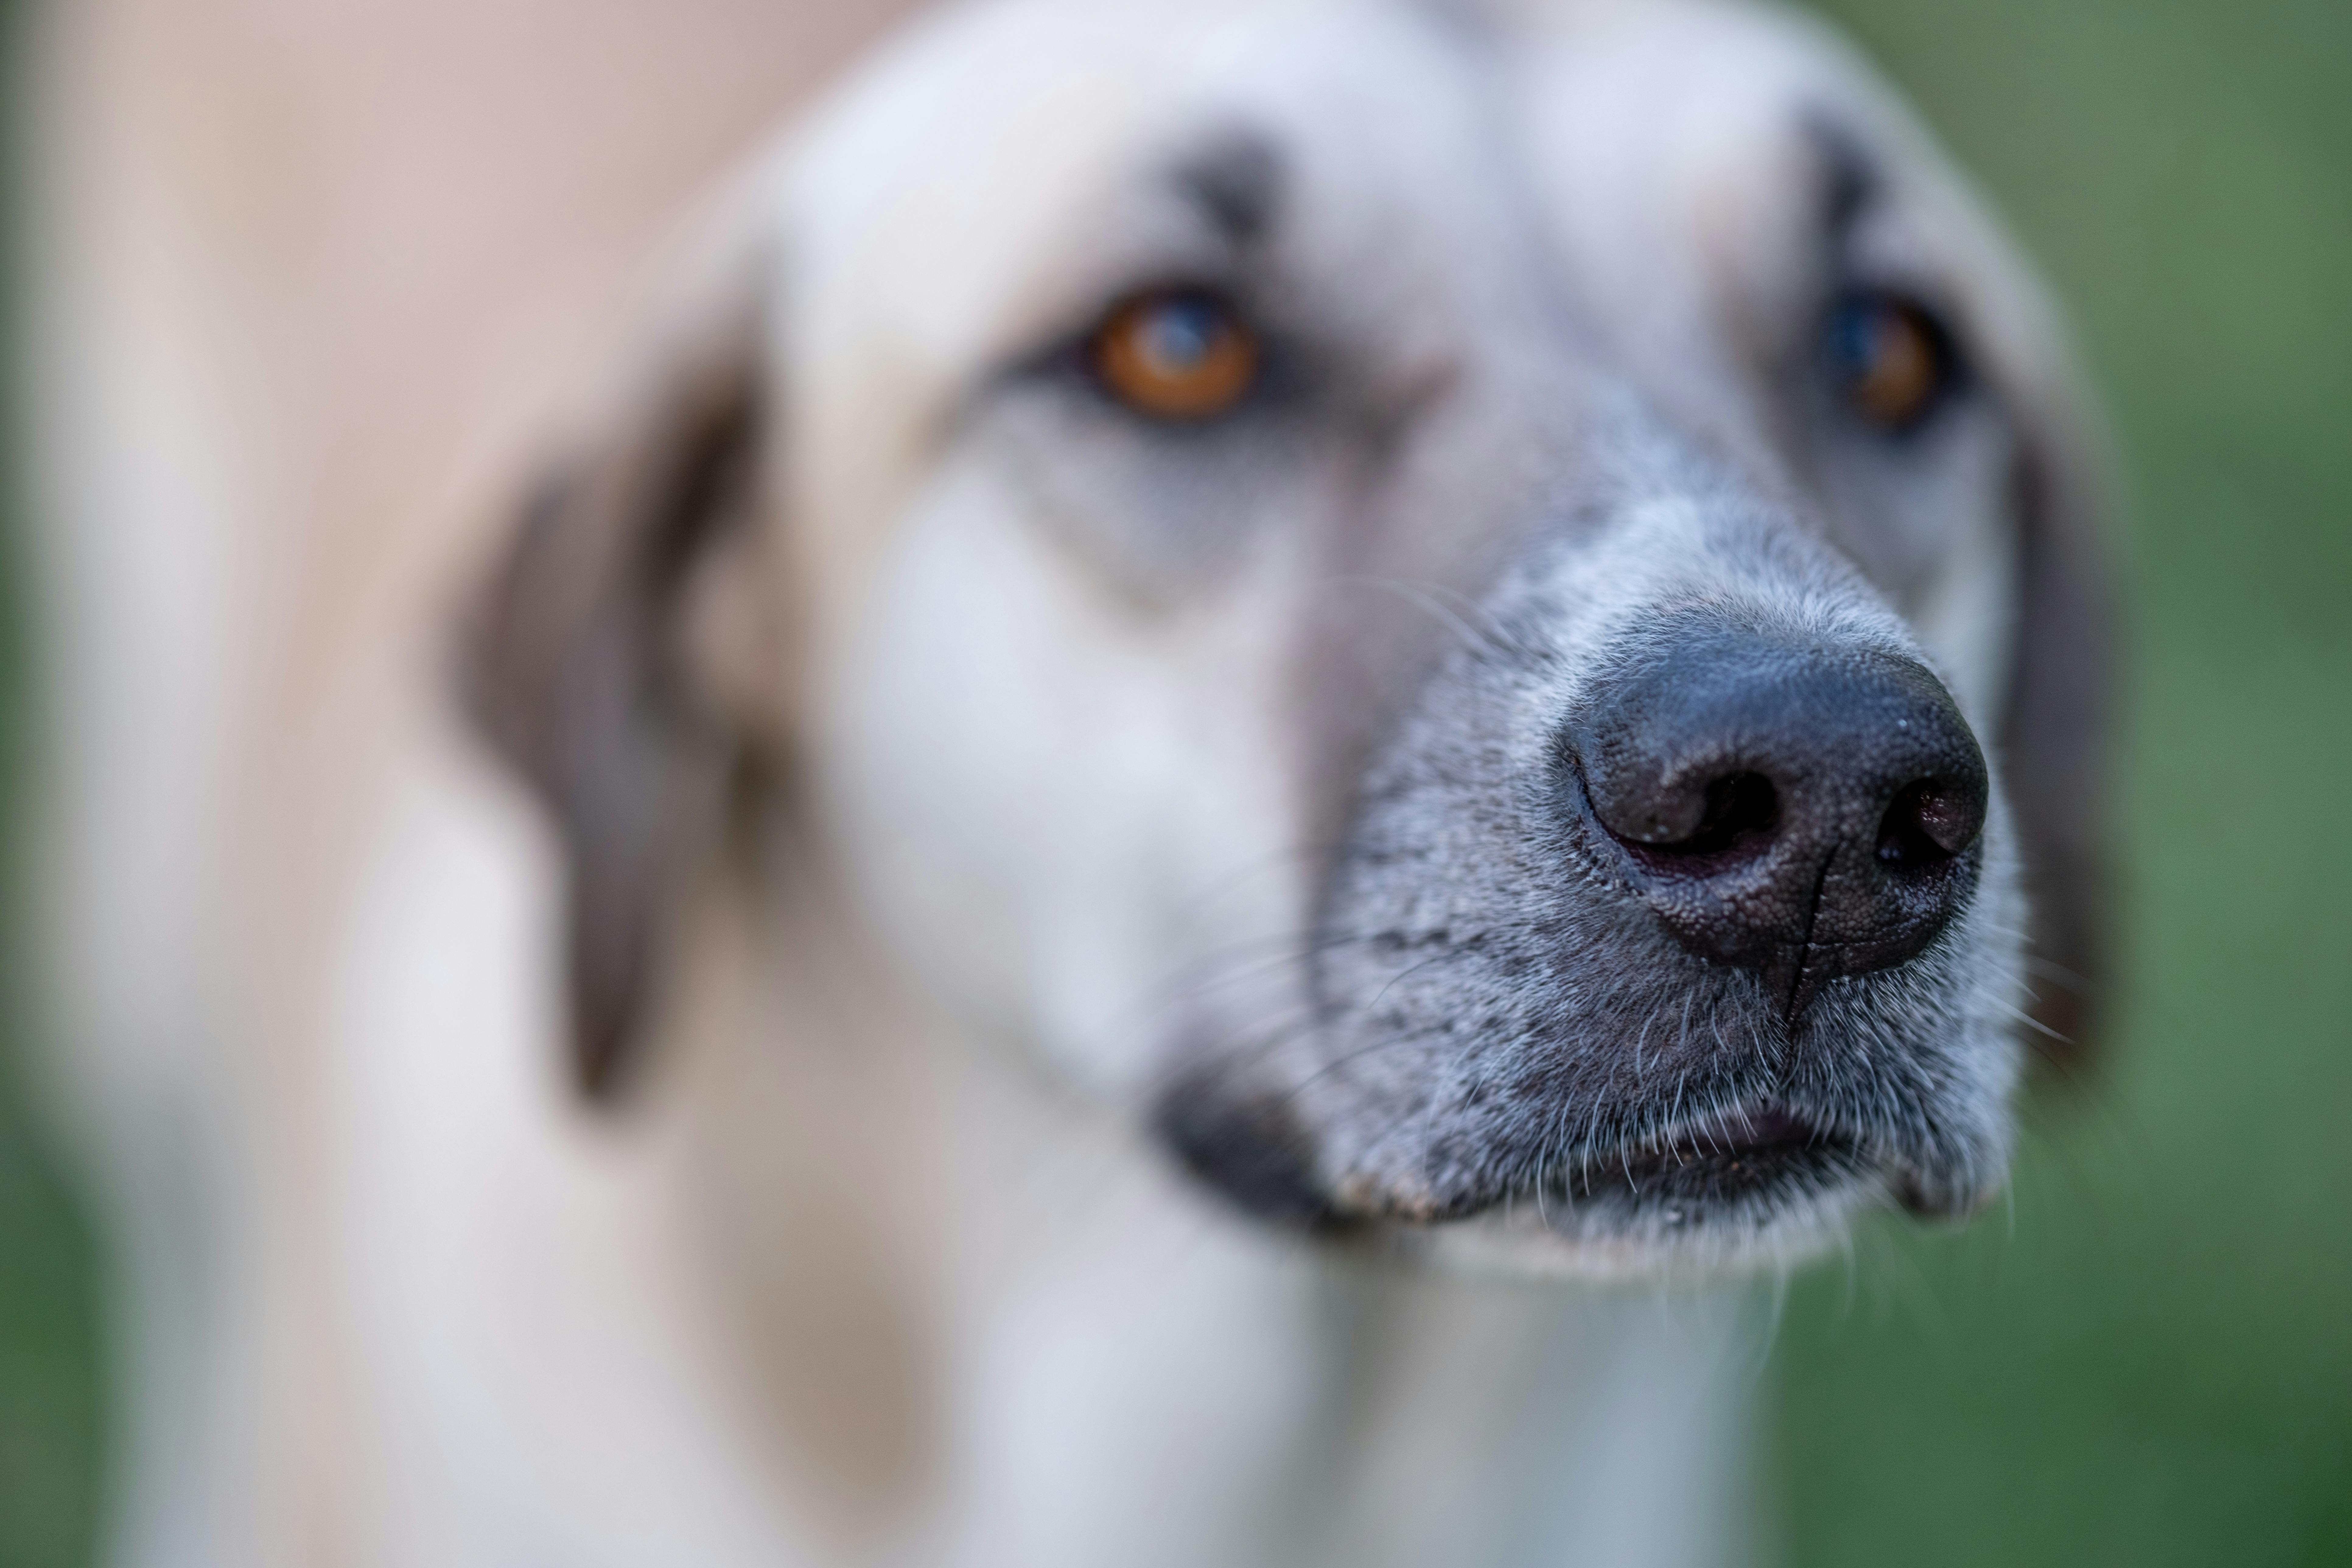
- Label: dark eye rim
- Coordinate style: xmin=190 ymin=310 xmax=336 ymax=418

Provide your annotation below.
xmin=1819 ymin=285 xmax=1968 ymax=436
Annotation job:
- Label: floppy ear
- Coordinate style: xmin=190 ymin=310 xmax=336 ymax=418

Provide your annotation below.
xmin=460 ymin=212 xmax=781 ymax=1104
xmin=2000 ymin=370 xmax=2119 ymax=1071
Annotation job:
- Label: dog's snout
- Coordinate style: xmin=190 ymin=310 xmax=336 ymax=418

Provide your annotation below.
xmin=1566 ymin=627 xmax=1989 ymax=1015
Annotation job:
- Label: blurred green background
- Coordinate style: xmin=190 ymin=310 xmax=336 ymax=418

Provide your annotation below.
xmin=1 ymin=0 xmax=111 ymax=1562
xmin=0 ymin=0 xmax=2346 ymax=1564
xmin=1769 ymin=0 xmax=2352 ymax=1563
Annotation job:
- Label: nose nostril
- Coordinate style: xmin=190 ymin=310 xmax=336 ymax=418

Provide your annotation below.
xmin=1644 ymin=771 xmax=1778 ymax=860
xmin=1875 ymin=779 xmax=1979 ymax=867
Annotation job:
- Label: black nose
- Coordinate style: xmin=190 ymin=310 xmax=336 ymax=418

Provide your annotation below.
xmin=1566 ymin=626 xmax=1989 ymax=1016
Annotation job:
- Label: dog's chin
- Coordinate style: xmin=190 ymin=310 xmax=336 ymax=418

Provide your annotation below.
xmin=1394 ymin=1105 xmax=1902 ymax=1282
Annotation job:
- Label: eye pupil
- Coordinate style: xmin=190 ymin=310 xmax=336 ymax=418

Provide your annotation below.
xmin=1142 ymin=300 xmax=1218 ymax=370
xmin=1825 ymin=291 xmax=1950 ymax=429
xmin=1090 ymin=289 xmax=1261 ymax=420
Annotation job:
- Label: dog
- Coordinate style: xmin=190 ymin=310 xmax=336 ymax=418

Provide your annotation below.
xmin=23 ymin=0 xmax=2110 ymax=1563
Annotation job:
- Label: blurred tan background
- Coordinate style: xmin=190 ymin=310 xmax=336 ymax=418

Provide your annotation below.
xmin=2 ymin=0 xmax=2347 ymax=1564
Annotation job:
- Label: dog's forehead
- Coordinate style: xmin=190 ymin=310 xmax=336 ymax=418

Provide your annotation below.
xmin=776 ymin=0 xmax=1922 ymax=378
xmin=767 ymin=0 xmax=2056 ymax=552
xmin=1501 ymin=2 xmax=1890 ymax=454
xmin=1502 ymin=0 xmax=2079 ymax=481
xmin=775 ymin=0 xmax=1512 ymax=562
xmin=779 ymin=0 xmax=1495 ymax=383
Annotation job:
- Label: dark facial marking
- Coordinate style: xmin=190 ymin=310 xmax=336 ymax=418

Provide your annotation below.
xmin=1805 ymin=114 xmax=1883 ymax=247
xmin=1172 ymin=128 xmax=1286 ymax=246
xmin=1155 ymin=1071 xmax=1355 ymax=1235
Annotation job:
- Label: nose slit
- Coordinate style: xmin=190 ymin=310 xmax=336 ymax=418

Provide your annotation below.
xmin=1564 ymin=626 xmax=1990 ymax=1017
xmin=1780 ymin=849 xmax=1839 ymax=1024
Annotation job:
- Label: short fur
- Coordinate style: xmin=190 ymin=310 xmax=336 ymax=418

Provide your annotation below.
xmin=26 ymin=0 xmax=2109 ymax=1563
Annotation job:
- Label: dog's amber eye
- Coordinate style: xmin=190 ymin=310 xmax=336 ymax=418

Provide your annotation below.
xmin=1824 ymin=290 xmax=1954 ymax=430
xmin=1089 ymin=290 xmax=1260 ymax=421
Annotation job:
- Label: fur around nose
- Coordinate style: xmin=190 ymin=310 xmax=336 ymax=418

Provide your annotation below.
xmin=1565 ymin=624 xmax=1989 ymax=1017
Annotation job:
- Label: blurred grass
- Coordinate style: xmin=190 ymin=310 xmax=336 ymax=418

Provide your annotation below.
xmin=0 ymin=0 xmax=2347 ymax=1565
xmin=1773 ymin=0 xmax=2352 ymax=1564
xmin=0 ymin=1 xmax=111 ymax=1560
xmin=2 ymin=2 xmax=113 ymax=1562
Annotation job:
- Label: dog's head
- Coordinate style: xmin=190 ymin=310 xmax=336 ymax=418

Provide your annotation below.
xmin=465 ymin=0 xmax=2111 ymax=1274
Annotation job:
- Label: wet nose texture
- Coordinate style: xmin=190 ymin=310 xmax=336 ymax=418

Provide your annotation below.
xmin=1564 ymin=627 xmax=1989 ymax=1019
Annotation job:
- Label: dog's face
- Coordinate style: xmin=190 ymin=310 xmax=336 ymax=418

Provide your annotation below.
xmin=468 ymin=0 xmax=2109 ymax=1274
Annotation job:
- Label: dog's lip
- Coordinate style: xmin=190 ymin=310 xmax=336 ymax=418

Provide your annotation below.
xmin=1544 ymin=1101 xmax=1863 ymax=1210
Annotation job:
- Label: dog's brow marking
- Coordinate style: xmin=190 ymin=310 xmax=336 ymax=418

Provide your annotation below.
xmin=1806 ymin=113 xmax=1885 ymax=246
xmin=1172 ymin=129 xmax=1285 ymax=245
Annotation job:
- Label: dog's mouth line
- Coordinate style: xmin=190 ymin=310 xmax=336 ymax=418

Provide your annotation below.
xmin=1510 ymin=1101 xmax=1866 ymax=1214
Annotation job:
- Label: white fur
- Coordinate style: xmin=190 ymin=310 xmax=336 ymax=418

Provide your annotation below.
xmin=25 ymin=1 xmax=2088 ymax=1562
